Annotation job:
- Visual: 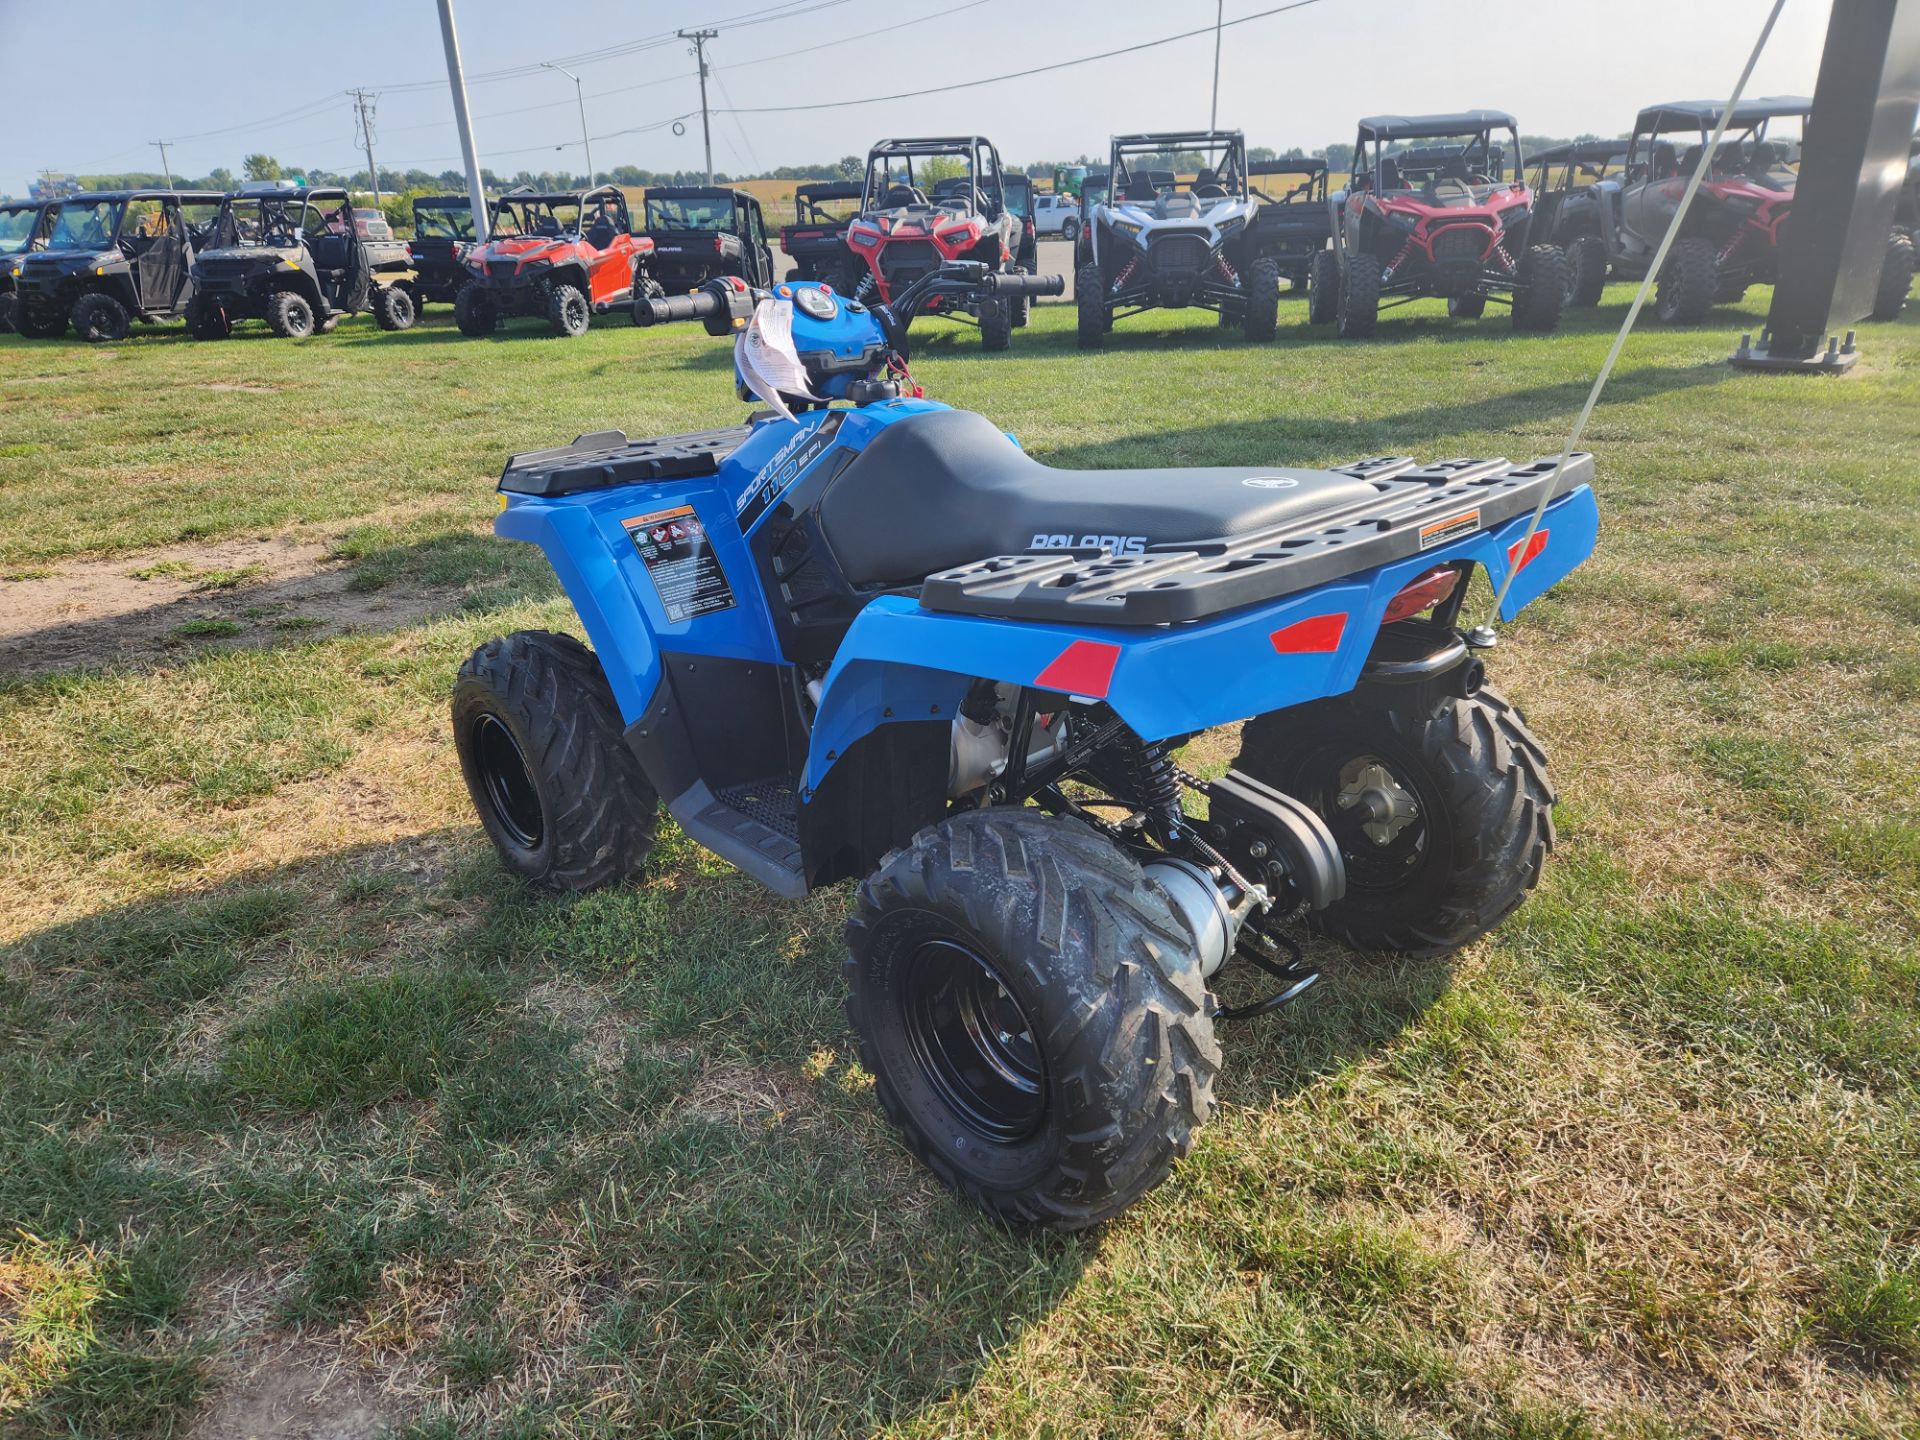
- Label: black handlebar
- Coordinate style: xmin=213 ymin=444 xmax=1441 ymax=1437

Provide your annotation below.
xmin=634 ymin=289 xmax=724 ymax=327
xmin=983 ymin=271 xmax=1065 ymax=298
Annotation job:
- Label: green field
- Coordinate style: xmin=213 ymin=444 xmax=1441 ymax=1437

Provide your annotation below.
xmin=1 ymin=291 xmax=1917 ymax=1439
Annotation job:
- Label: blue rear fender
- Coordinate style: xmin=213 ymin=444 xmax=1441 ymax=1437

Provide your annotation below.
xmin=802 ymin=484 xmax=1598 ymax=795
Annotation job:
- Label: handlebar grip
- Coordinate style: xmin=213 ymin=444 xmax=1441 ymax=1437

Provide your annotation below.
xmin=986 ymin=271 xmax=1066 ymax=298
xmin=635 ymin=289 xmax=723 ymax=326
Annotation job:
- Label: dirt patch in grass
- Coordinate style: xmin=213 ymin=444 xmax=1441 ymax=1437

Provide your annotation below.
xmin=188 ymin=1336 xmax=400 ymax=1440
xmin=0 ymin=536 xmax=459 ymax=680
xmin=680 ymin=1059 xmax=813 ymax=1126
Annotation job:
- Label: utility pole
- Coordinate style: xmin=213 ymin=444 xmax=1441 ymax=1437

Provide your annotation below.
xmin=679 ymin=28 xmax=719 ymax=185
xmin=150 ymin=140 xmax=173 ymax=189
xmin=435 ymin=0 xmax=490 ymax=242
xmin=1209 ymin=0 xmax=1224 ymax=132
xmin=351 ymin=89 xmax=381 ymax=203
xmin=541 ymin=63 xmax=593 ymax=184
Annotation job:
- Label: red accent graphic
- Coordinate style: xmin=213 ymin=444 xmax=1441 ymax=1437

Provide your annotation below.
xmin=1269 ymin=613 xmax=1348 ymax=654
xmin=1034 ymin=639 xmax=1122 ymax=698
xmin=1507 ymin=529 xmax=1550 ymax=573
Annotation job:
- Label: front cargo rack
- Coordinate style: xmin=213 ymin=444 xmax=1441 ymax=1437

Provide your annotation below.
xmin=918 ymin=453 xmax=1593 ymax=626
xmin=499 ymin=425 xmax=753 ymax=497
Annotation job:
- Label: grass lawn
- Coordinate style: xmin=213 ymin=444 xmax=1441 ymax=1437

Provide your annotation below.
xmin=1 ymin=288 xmax=1917 ymax=1439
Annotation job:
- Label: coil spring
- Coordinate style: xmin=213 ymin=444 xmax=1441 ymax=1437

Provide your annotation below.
xmin=1105 ymin=729 xmax=1184 ymax=842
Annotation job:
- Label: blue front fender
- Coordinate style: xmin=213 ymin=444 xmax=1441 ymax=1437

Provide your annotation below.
xmin=802 ymin=485 xmax=1597 ymax=794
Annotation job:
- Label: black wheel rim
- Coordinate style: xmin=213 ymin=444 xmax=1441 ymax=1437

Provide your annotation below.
xmin=471 ymin=713 xmax=543 ymax=851
xmin=900 ymin=938 xmax=1046 ymax=1144
xmin=1306 ymin=748 xmax=1436 ymax=894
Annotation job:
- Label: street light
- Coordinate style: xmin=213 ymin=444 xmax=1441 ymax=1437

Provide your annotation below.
xmin=542 ymin=62 xmax=593 ymax=185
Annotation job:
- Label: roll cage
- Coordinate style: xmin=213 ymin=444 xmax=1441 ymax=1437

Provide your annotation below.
xmin=214 ymin=187 xmax=358 ymax=248
xmin=1624 ymin=97 xmax=1809 ymax=191
xmin=860 ymin=137 xmax=1009 ymax=219
xmin=642 ymin=187 xmax=761 ymax=237
xmin=412 ymin=195 xmax=500 ymax=241
xmin=0 ymin=200 xmax=57 ymax=256
xmin=1350 ymin=112 xmax=1523 ymax=199
xmin=1108 ymin=130 xmax=1250 ymax=203
xmin=1249 ymin=158 xmax=1328 ymax=205
xmin=45 ymin=189 xmax=222 ymax=252
xmin=793 ymin=181 xmax=863 ymax=226
xmin=1527 ymin=140 xmax=1631 ymax=194
xmin=491 ymin=186 xmax=632 ymax=244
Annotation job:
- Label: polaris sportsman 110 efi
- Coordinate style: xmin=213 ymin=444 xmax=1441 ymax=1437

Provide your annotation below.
xmin=453 ymin=263 xmax=1598 ymax=1228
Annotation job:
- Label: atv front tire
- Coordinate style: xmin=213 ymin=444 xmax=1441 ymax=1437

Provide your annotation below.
xmin=1306 ymin=248 xmax=1339 ymax=324
xmin=267 ymin=290 xmax=315 ymax=339
xmin=13 ymin=300 xmax=68 ymax=339
xmin=1335 ymin=252 xmax=1380 ymax=338
xmin=547 ymin=282 xmax=591 ymax=338
xmin=1513 ymin=245 xmax=1568 ymax=332
xmin=1655 ymin=237 xmax=1719 ymax=324
xmin=454 ymin=285 xmax=498 ymax=336
xmin=1233 ymin=686 xmax=1555 ymax=958
xmin=1242 ymin=256 xmax=1280 ymax=342
xmin=453 ymin=630 xmax=660 ymax=891
xmin=0 ymin=292 xmax=16 ymax=334
xmin=372 ymin=283 xmax=415 ymax=332
xmin=845 ymin=808 xmax=1219 ymax=1230
xmin=1870 ymin=230 xmax=1913 ymax=322
xmin=72 ymin=292 xmax=131 ymax=343
xmin=185 ymin=297 xmax=230 ymax=340
xmin=1075 ymin=262 xmax=1107 ymax=349
xmin=1567 ymin=236 xmax=1607 ymax=307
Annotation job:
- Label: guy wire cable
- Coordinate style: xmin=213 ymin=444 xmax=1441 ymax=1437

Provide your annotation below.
xmin=1477 ymin=0 xmax=1789 ymax=634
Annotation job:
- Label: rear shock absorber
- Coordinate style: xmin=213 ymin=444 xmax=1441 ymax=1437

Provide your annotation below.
xmin=1096 ymin=729 xmax=1184 ymax=846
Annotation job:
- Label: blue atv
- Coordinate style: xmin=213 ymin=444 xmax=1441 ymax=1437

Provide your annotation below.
xmin=453 ymin=262 xmax=1598 ymax=1228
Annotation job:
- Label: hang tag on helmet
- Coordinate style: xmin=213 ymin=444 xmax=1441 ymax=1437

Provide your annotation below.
xmin=735 ymin=297 xmax=822 ymax=422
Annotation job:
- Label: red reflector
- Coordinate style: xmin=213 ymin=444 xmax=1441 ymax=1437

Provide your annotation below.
xmin=1034 ymin=639 xmax=1122 ymax=698
xmin=1269 ymin=613 xmax=1347 ymax=654
xmin=1382 ymin=566 xmax=1461 ymax=625
xmin=1507 ymin=529 xmax=1549 ymax=573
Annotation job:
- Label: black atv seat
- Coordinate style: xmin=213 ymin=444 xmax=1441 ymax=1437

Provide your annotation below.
xmin=817 ymin=408 xmax=1382 ymax=588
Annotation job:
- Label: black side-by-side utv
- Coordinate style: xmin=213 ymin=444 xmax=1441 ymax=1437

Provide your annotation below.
xmin=638 ymin=187 xmax=777 ymax=293
xmin=1525 ymin=140 xmax=1632 ymax=308
xmin=0 ymin=197 xmax=59 ymax=333
xmin=11 ymin=190 xmax=224 ymax=340
xmin=187 ymin=183 xmax=416 ymax=339
xmin=1248 ymin=158 xmax=1334 ymax=299
xmin=406 ymin=193 xmax=498 ymax=313
xmin=778 ymin=181 xmax=863 ymax=281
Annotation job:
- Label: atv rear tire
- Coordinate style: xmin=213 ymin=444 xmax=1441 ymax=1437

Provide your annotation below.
xmin=1513 ymin=245 xmax=1568 ymax=332
xmin=1870 ymin=230 xmax=1913 ymax=322
xmin=372 ymin=283 xmax=415 ymax=332
xmin=1075 ymin=262 xmax=1107 ymax=349
xmin=845 ymin=808 xmax=1219 ymax=1230
xmin=454 ymin=285 xmax=498 ymax=336
xmin=185 ymin=297 xmax=230 ymax=341
xmin=1242 ymin=256 xmax=1280 ymax=342
xmin=453 ymin=630 xmax=660 ymax=891
xmin=1447 ymin=293 xmax=1487 ymax=320
xmin=1567 ymin=236 xmax=1607 ymax=307
xmin=1335 ymin=252 xmax=1380 ymax=338
xmin=0 ymin=293 xmax=16 ymax=334
xmin=1655 ymin=237 xmax=1719 ymax=324
xmin=1233 ymin=686 xmax=1555 ymax=958
xmin=547 ymin=282 xmax=591 ymax=338
xmin=267 ymin=290 xmax=315 ymax=339
xmin=72 ymin=292 xmax=131 ymax=343
xmin=13 ymin=300 xmax=68 ymax=339
xmin=1306 ymin=248 xmax=1339 ymax=324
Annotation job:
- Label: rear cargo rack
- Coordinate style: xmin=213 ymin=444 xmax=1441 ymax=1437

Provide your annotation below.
xmin=918 ymin=453 xmax=1592 ymax=626
xmin=499 ymin=425 xmax=753 ymax=497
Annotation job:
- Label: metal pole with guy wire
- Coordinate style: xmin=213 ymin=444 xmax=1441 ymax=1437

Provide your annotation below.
xmin=542 ymin=63 xmax=594 ymax=185
xmin=436 ymin=0 xmax=490 ymax=243
xmin=681 ymin=28 xmax=719 ymax=186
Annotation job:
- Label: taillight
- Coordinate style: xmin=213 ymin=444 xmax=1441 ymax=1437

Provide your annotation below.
xmin=1382 ymin=566 xmax=1461 ymax=624
xmin=714 ymin=236 xmax=724 ymax=253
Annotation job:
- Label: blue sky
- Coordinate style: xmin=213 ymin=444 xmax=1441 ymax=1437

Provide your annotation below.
xmin=1 ymin=0 xmax=1832 ymax=195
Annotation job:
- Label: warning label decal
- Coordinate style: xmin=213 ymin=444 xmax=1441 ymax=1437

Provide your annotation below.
xmin=621 ymin=505 xmax=737 ymax=623
xmin=1418 ymin=508 xmax=1482 ymax=551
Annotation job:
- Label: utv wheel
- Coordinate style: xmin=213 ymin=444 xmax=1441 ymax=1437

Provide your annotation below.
xmin=1233 ymin=686 xmax=1555 ymax=958
xmin=0 ymin=292 xmax=19 ymax=334
xmin=1306 ymin=248 xmax=1339 ymax=324
xmin=1447 ymin=293 xmax=1487 ymax=320
xmin=1513 ymin=244 xmax=1568 ymax=332
xmin=1869 ymin=230 xmax=1913 ymax=322
xmin=1655 ymin=237 xmax=1719 ymax=324
xmin=453 ymin=630 xmax=660 ymax=891
xmin=455 ymin=285 xmax=498 ymax=336
xmin=13 ymin=301 xmax=68 ymax=339
xmin=1242 ymin=256 xmax=1280 ymax=341
xmin=979 ymin=294 xmax=1013 ymax=352
xmin=547 ymin=282 xmax=591 ymax=338
xmin=266 ymin=290 xmax=315 ymax=339
xmin=185 ymin=297 xmax=230 ymax=341
xmin=71 ymin=292 xmax=131 ymax=343
xmin=372 ymin=283 xmax=415 ymax=331
xmin=1335 ymin=252 xmax=1380 ymax=338
xmin=845 ymin=808 xmax=1219 ymax=1230
xmin=1075 ymin=262 xmax=1107 ymax=349
xmin=1567 ymin=236 xmax=1607 ymax=307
